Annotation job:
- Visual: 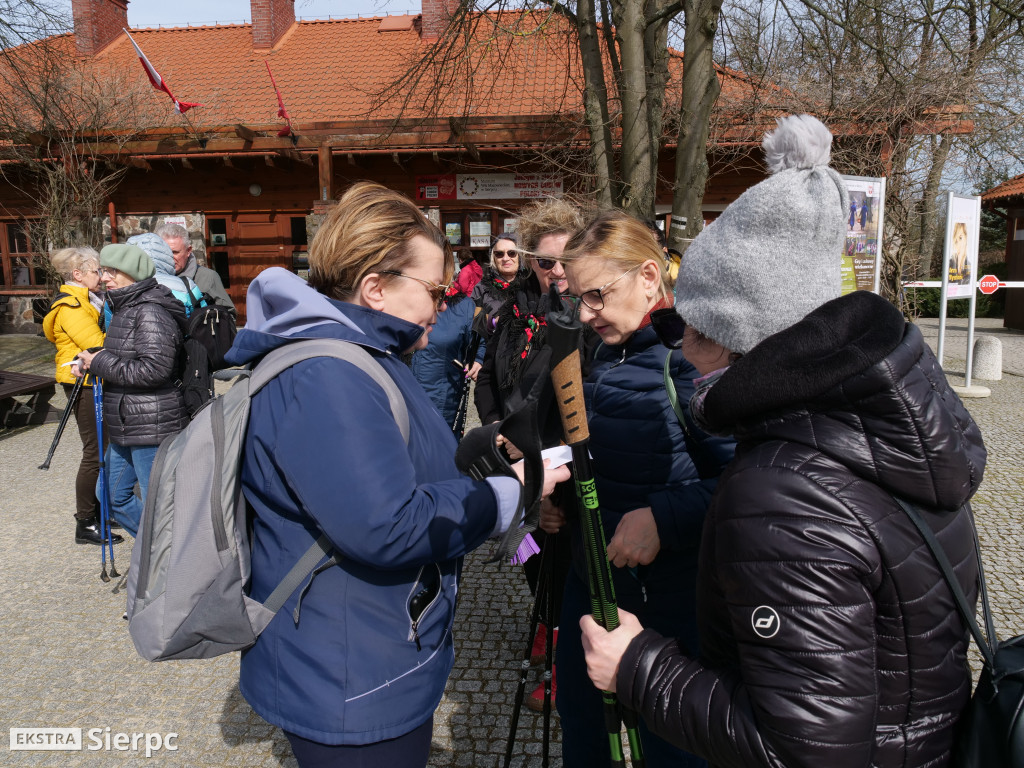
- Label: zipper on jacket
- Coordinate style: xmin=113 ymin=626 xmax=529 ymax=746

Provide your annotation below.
xmin=407 ymin=563 xmax=443 ymax=650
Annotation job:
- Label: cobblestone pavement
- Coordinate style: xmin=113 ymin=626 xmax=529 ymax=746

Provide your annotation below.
xmin=1 ymin=317 xmax=1022 ymax=766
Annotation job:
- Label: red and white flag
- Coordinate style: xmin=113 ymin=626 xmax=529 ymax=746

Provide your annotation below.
xmin=264 ymin=61 xmax=293 ymax=137
xmin=123 ymin=29 xmax=203 ymax=114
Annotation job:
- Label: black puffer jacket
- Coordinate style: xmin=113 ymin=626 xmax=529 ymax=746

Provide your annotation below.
xmin=616 ymin=291 xmax=986 ymax=768
xmin=89 ymin=278 xmax=189 ymax=445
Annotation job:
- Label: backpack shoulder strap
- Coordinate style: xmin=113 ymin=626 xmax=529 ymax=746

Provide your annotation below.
xmin=663 ymin=348 xmax=687 ymax=426
xmin=893 ymin=496 xmax=996 ymax=666
xmin=250 ymin=338 xmax=410 ymax=445
xmin=180 ymin=275 xmax=206 ymax=309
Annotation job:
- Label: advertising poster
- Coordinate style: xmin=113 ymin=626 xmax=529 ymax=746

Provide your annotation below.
xmin=469 ymin=220 xmax=491 ymax=248
xmin=943 ymin=193 xmax=981 ymax=300
xmin=415 ymin=174 xmax=563 ymax=200
xmin=445 ymin=222 xmax=462 ymax=245
xmin=840 ymin=176 xmax=886 ymax=294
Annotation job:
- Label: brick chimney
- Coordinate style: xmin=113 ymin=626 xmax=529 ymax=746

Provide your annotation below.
xmin=421 ymin=0 xmax=458 ymax=41
xmin=72 ymin=0 xmax=128 ymax=57
xmin=251 ymin=0 xmax=295 ymax=50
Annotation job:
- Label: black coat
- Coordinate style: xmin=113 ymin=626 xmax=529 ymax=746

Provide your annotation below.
xmin=616 ymin=291 xmax=986 ymax=768
xmin=89 ymin=278 xmax=190 ymax=445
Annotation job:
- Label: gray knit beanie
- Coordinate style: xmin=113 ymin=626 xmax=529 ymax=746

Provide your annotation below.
xmin=675 ymin=114 xmax=849 ymax=355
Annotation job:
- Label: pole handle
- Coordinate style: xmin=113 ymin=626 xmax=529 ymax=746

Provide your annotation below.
xmin=550 ymin=349 xmax=590 ymax=444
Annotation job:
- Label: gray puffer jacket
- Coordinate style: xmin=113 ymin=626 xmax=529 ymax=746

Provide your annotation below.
xmin=616 ymin=291 xmax=986 ymax=768
xmin=89 ymin=278 xmax=189 ymax=446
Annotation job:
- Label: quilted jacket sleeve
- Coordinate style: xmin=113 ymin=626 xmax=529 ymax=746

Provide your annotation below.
xmin=89 ymin=303 xmax=182 ymax=388
xmin=616 ymin=464 xmax=882 ymax=768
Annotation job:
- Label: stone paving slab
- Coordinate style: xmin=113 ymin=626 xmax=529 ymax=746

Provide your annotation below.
xmin=1 ymin=321 xmax=1022 ymax=766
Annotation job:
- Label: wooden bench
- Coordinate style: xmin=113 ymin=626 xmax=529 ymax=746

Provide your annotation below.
xmin=0 ymin=370 xmax=58 ymax=428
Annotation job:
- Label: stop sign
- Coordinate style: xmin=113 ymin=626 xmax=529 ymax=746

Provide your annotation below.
xmin=978 ymin=274 xmax=1001 ymax=295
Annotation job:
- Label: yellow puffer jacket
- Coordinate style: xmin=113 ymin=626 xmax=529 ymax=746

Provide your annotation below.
xmin=42 ymin=283 xmax=105 ymax=386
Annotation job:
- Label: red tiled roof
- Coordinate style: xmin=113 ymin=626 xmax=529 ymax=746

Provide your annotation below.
xmin=2 ymin=12 xmax=773 ymax=150
xmin=983 ymin=173 xmax=1024 ymax=204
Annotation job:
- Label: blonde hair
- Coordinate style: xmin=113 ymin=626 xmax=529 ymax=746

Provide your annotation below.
xmin=515 ymin=198 xmax=587 ymax=254
xmin=563 ymin=210 xmax=670 ymax=296
xmin=308 ymin=182 xmax=451 ymax=301
xmin=49 ymin=246 xmax=99 ymax=282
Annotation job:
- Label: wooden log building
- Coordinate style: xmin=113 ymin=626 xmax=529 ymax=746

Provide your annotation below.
xmin=0 ymin=0 xmax=771 ymax=329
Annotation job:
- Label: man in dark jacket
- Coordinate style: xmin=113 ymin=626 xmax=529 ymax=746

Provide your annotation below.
xmin=157 ymin=223 xmax=235 ymax=315
xmin=580 ymin=115 xmax=985 ymax=768
xmin=74 ymin=243 xmax=190 ymax=539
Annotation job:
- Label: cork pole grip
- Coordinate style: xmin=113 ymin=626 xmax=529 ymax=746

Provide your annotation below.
xmin=550 ymin=349 xmax=590 ymax=444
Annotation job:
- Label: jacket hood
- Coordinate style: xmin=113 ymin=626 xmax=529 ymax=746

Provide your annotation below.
xmin=127 ymin=233 xmax=175 ymax=276
xmin=225 ymin=267 xmax=427 ymax=365
xmin=108 ymin=278 xmax=190 ymax=337
xmin=43 ymin=283 xmax=89 ymax=341
xmin=702 ymin=290 xmax=986 ymax=510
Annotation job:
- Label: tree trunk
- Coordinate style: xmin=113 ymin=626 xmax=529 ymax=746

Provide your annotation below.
xmin=576 ymin=0 xmax=616 ymax=208
xmin=615 ymin=0 xmax=656 ymax=219
xmin=914 ymin=133 xmax=953 ymax=278
xmin=669 ymin=0 xmax=722 ymax=254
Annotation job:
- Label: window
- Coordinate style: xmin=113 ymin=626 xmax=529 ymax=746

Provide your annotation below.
xmin=0 ymin=221 xmax=46 ymax=290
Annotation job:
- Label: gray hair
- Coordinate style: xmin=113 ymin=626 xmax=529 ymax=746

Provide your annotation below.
xmin=155 ymin=223 xmax=189 ymax=241
xmin=49 ymin=246 xmax=100 ymax=281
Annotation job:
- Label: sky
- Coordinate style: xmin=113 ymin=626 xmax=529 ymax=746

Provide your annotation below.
xmin=53 ymin=0 xmax=423 ymax=28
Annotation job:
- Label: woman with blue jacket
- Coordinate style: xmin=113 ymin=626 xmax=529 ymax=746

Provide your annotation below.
xmin=225 ymin=182 xmax=566 ymax=768
xmin=543 ymin=210 xmax=735 ymax=768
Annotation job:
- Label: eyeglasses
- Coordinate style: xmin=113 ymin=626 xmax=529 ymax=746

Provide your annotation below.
xmin=572 ymin=265 xmax=642 ymax=311
xmin=379 ymin=271 xmax=451 ymax=310
xmin=98 ymin=267 xmax=117 ymax=278
xmin=533 ymin=257 xmax=560 ymax=271
xmin=650 ymin=307 xmax=686 ymax=349
xmin=493 ymin=250 xmax=518 ymax=259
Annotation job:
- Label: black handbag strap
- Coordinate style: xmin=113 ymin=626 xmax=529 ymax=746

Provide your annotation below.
xmin=893 ymin=496 xmax=997 ymax=669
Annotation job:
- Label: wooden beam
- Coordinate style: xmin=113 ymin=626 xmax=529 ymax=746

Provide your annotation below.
xmin=318 ymin=145 xmax=335 ymax=202
xmin=234 ymin=124 xmax=258 ymax=142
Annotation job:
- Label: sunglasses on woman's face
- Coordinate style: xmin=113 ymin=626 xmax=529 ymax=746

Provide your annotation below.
xmin=650 ymin=307 xmax=686 ymax=349
xmin=493 ymin=249 xmax=517 ymax=259
xmin=534 ymin=257 xmax=560 ymax=270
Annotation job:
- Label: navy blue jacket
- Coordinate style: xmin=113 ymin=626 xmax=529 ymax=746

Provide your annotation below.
xmin=582 ymin=324 xmax=735 ymax=644
xmin=227 ymin=269 xmax=513 ymax=746
xmin=409 ymin=295 xmax=483 ymax=429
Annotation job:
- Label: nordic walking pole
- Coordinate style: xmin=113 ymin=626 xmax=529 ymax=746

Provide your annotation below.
xmin=38 ymin=374 xmax=84 ymax=470
xmin=93 ymin=379 xmax=119 ymax=582
xmin=452 ymin=324 xmax=483 ymax=439
xmin=546 ymin=291 xmax=645 ymax=768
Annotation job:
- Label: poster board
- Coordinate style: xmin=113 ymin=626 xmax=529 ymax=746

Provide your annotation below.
xmin=942 ymin=193 xmax=981 ymax=300
xmin=840 ymin=176 xmax=886 ymax=295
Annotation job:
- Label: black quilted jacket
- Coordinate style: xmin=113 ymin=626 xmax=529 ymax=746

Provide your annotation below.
xmin=616 ymin=291 xmax=986 ymax=768
xmin=89 ymin=278 xmax=189 ymax=445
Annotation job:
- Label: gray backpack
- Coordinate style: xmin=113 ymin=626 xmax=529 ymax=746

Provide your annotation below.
xmin=125 ymin=338 xmax=409 ymax=661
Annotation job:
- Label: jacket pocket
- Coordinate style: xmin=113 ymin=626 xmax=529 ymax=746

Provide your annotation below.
xmin=406 ymin=563 xmax=442 ymax=651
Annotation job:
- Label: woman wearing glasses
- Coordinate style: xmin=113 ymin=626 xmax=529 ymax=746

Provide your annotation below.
xmin=224 ymin=182 xmax=568 ymax=768
xmin=43 ymin=247 xmax=124 ymax=546
xmin=71 ymin=244 xmax=190 ymax=540
xmin=471 ymin=233 xmax=521 ymax=327
xmin=544 ymin=210 xmax=734 ymax=768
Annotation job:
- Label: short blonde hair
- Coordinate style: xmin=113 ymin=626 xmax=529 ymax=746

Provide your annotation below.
xmin=515 ymin=198 xmax=586 ymax=254
xmin=308 ymin=182 xmax=452 ymax=301
xmin=49 ymin=246 xmax=100 ymax=281
xmin=563 ymin=210 xmax=670 ymax=296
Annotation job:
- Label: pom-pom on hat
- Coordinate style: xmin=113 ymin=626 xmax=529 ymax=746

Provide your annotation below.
xmin=99 ymin=243 xmax=155 ymax=282
xmin=675 ymin=114 xmax=849 ymax=355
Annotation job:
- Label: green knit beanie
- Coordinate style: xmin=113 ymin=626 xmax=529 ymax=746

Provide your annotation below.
xmin=99 ymin=244 xmax=155 ymax=282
